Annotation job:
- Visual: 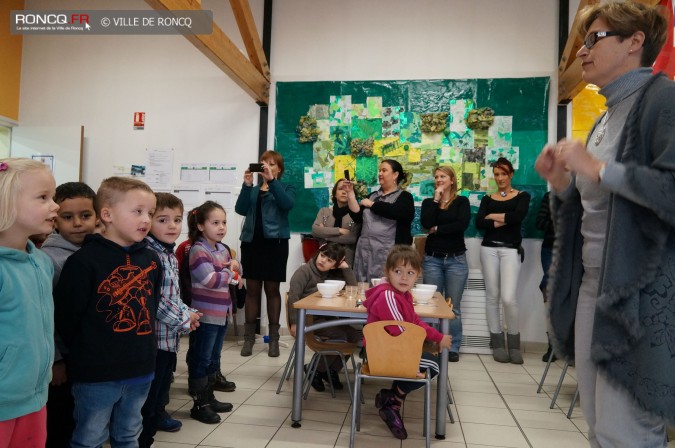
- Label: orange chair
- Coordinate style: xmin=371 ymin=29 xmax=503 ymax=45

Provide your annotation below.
xmin=350 ymin=320 xmax=433 ymax=448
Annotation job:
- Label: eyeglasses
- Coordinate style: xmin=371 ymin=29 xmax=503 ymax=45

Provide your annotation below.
xmin=583 ymin=31 xmax=621 ymax=49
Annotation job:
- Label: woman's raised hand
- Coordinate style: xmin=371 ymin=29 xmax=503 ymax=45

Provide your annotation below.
xmin=535 ymin=143 xmax=569 ymax=192
xmin=243 ymin=169 xmax=254 ymax=187
xmin=261 ymin=161 xmax=275 ymax=182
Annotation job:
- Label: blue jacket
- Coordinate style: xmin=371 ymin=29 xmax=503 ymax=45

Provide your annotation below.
xmin=235 ymin=179 xmax=295 ymax=242
xmin=0 ymin=241 xmax=54 ymax=421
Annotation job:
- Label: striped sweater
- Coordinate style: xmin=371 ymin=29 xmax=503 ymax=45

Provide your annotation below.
xmin=189 ymin=237 xmax=234 ymax=325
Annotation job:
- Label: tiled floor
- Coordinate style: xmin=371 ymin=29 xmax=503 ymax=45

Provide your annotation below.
xmin=155 ymin=336 xmax=674 ymax=448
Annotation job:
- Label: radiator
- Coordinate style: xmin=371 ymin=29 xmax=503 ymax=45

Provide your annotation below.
xmin=459 ymin=269 xmax=493 ymax=355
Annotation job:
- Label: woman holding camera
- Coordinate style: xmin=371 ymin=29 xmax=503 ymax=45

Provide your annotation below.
xmin=346 ymin=159 xmax=414 ymax=282
xmin=235 ymin=150 xmax=295 ymax=358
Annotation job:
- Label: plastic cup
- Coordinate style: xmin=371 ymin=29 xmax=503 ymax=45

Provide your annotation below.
xmin=345 ymin=285 xmax=358 ymax=300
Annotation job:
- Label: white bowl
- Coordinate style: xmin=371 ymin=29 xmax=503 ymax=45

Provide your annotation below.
xmin=414 ymin=283 xmax=437 ymax=292
xmin=371 ymin=278 xmax=384 ymax=286
xmin=324 ymin=279 xmax=345 ymax=290
xmin=317 ymin=282 xmax=342 ymax=298
xmin=411 ymin=287 xmax=435 ymax=304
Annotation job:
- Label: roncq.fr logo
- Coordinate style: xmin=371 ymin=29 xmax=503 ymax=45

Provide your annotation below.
xmin=14 ymin=13 xmax=90 ymax=26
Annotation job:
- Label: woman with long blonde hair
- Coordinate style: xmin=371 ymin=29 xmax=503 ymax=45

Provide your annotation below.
xmin=420 ymin=166 xmax=470 ymax=362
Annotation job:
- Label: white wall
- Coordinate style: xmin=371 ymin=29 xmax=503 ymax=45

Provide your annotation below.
xmin=18 ymin=0 xmax=560 ymax=344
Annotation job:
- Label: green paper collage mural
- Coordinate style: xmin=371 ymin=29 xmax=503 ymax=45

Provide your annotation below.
xmin=275 ymin=78 xmax=550 ymax=238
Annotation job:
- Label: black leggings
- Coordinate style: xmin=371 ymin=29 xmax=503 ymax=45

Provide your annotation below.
xmin=393 ymin=352 xmax=440 ymax=395
xmin=244 ymin=279 xmax=282 ymax=325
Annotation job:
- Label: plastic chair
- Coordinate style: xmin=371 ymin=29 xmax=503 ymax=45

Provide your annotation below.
xmin=349 ymin=320 xmax=434 ymax=448
xmin=276 ymin=294 xmax=358 ymax=401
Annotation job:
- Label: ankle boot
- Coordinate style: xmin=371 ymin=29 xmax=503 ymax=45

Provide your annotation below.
xmin=240 ymin=323 xmax=256 ymax=356
xmin=507 ymin=333 xmax=524 ymax=364
xmin=189 ymin=377 xmax=220 ymax=424
xmin=268 ymin=324 xmax=281 ymax=357
xmin=490 ymin=332 xmax=510 ymax=363
xmin=213 ymin=371 xmax=236 ymax=392
xmin=206 ymin=374 xmax=233 ymax=413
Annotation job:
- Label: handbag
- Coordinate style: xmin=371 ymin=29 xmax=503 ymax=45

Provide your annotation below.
xmin=232 ymin=283 xmax=247 ymax=309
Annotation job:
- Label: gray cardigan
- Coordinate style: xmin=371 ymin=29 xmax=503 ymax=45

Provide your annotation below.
xmin=548 ymin=73 xmax=675 ymax=421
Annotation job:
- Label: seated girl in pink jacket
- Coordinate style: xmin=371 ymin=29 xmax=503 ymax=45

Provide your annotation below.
xmin=363 ymin=245 xmax=451 ymax=440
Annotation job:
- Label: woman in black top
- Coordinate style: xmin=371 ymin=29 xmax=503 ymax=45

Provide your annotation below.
xmin=421 ymin=166 xmax=470 ymax=362
xmin=346 ymin=159 xmax=415 ymax=282
xmin=476 ymin=157 xmax=530 ymax=364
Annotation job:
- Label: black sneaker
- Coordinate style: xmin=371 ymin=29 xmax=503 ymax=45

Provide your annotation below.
xmin=542 ymin=347 xmax=557 ymax=362
xmin=448 ymin=351 xmax=460 ymax=362
xmin=305 ymin=365 xmax=326 ymax=392
xmin=327 ymin=369 xmax=344 ymax=390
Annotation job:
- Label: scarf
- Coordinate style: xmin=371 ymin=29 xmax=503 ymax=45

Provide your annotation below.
xmin=332 ymin=204 xmax=350 ymax=228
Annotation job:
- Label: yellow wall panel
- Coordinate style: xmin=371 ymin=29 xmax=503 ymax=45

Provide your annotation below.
xmin=0 ymin=0 xmax=25 ymax=121
xmin=571 ymin=84 xmax=606 ymax=143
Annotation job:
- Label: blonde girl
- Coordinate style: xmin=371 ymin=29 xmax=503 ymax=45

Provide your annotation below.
xmin=0 ymin=158 xmax=59 ymax=447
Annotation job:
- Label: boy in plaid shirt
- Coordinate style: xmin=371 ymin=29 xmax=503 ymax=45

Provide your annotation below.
xmin=139 ymin=193 xmax=201 ymax=448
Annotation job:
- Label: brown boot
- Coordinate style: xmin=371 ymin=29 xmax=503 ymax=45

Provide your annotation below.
xmin=268 ymin=324 xmax=281 ymax=357
xmin=240 ymin=323 xmax=256 ymax=356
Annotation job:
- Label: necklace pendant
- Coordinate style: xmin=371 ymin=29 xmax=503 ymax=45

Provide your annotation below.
xmin=499 ymin=188 xmax=513 ymax=198
xmin=594 ymin=127 xmax=606 ymax=146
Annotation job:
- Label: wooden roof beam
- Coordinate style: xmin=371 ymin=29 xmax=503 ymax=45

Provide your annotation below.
xmin=230 ymin=0 xmax=270 ymax=80
xmin=558 ymin=0 xmax=663 ymax=103
xmin=145 ymin=0 xmax=270 ymax=105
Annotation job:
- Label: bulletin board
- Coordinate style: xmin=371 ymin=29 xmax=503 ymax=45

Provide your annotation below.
xmin=274 ymin=77 xmax=550 ymax=238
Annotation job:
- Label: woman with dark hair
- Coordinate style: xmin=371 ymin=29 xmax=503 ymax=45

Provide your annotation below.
xmin=536 ymin=2 xmax=674 ymax=444
xmin=345 ymin=159 xmax=415 ymax=282
xmin=235 ymin=150 xmax=295 ymax=358
xmin=311 ymin=178 xmax=361 ymax=266
xmin=421 ymin=166 xmax=470 ymax=362
xmin=476 ymin=157 xmax=530 ymax=364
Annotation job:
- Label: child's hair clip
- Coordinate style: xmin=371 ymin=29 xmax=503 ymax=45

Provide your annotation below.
xmin=191 ymin=209 xmax=197 ymax=215
xmin=318 ymin=243 xmax=328 ymax=251
xmin=0 ymin=162 xmax=8 ymax=172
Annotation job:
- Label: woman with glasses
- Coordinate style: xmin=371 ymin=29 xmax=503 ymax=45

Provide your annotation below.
xmin=345 ymin=159 xmax=415 ymax=283
xmin=476 ymin=157 xmax=530 ymax=364
xmin=420 ymin=166 xmax=470 ymax=362
xmin=311 ymin=178 xmax=361 ymax=267
xmin=535 ymin=2 xmax=674 ymax=446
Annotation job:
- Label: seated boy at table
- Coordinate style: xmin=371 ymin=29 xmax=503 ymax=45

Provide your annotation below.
xmin=287 ymin=242 xmax=360 ymax=392
xmin=363 ymin=245 xmax=452 ymax=440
